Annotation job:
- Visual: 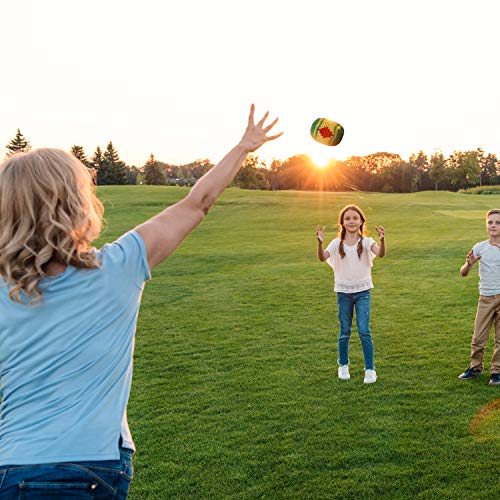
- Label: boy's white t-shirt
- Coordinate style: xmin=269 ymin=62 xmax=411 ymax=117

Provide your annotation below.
xmin=472 ymin=240 xmax=500 ymax=296
xmin=325 ymin=237 xmax=376 ymax=293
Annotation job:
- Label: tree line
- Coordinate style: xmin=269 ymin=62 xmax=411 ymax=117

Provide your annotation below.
xmin=4 ymin=128 xmax=499 ymax=192
xmin=267 ymin=149 xmax=499 ymax=192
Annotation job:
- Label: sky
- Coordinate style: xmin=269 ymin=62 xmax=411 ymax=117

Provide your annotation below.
xmin=1 ymin=0 xmax=499 ymax=168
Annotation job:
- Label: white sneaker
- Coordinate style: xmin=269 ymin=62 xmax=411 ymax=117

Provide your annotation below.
xmin=364 ymin=369 xmax=377 ymax=384
xmin=338 ymin=365 xmax=350 ymax=380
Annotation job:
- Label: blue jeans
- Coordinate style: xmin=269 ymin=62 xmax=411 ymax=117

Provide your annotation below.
xmin=0 ymin=447 xmax=133 ymax=499
xmin=337 ymin=290 xmax=374 ymax=370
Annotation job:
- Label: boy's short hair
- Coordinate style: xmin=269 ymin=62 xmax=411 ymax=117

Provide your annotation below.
xmin=487 ymin=209 xmax=500 ymax=217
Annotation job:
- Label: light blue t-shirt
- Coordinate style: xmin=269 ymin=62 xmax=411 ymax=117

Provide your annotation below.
xmin=473 ymin=240 xmax=500 ymax=296
xmin=0 ymin=230 xmax=150 ymax=466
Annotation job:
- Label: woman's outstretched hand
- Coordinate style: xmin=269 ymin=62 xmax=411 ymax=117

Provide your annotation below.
xmin=239 ymin=104 xmax=283 ymax=152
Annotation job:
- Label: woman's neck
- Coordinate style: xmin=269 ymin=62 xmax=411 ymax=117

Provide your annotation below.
xmin=44 ymin=261 xmax=67 ymax=277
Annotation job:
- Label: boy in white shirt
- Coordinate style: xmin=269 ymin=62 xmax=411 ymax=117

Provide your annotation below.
xmin=459 ymin=209 xmax=500 ymax=386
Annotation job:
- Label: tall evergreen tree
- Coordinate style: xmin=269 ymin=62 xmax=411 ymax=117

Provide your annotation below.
xmin=91 ymin=146 xmax=107 ymax=185
xmin=103 ymin=141 xmax=120 ymax=164
xmin=70 ymin=145 xmax=90 ymax=168
xmin=6 ymin=129 xmax=31 ymax=156
xmin=143 ymin=154 xmax=165 ymax=185
xmin=102 ymin=142 xmax=128 ymax=185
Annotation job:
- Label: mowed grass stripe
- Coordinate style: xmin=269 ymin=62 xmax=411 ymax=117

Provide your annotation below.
xmin=95 ymin=187 xmax=499 ymax=499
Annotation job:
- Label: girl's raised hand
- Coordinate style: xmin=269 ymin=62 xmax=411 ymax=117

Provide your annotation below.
xmin=316 ymin=225 xmax=326 ymax=243
xmin=375 ymin=226 xmax=385 ymax=240
xmin=239 ymin=104 xmax=283 ymax=153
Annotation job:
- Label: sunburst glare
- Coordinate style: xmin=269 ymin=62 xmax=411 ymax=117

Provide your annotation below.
xmin=309 ymin=148 xmax=336 ymax=169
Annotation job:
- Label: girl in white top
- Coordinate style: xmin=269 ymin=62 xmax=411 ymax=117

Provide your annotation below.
xmin=316 ymin=205 xmax=385 ymax=383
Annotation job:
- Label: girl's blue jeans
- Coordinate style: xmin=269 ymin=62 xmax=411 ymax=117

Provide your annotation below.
xmin=0 ymin=446 xmax=133 ymax=499
xmin=337 ymin=289 xmax=375 ymax=370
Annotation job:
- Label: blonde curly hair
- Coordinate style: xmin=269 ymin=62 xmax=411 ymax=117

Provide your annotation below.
xmin=0 ymin=148 xmax=104 ymax=303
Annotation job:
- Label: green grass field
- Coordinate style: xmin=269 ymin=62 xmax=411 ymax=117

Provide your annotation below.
xmin=96 ymin=187 xmax=499 ymax=499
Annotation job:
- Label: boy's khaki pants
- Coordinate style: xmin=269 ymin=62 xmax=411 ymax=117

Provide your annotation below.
xmin=471 ymin=295 xmax=500 ymax=374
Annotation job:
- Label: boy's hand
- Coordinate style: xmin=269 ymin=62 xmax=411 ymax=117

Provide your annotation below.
xmin=375 ymin=226 xmax=385 ymax=240
xmin=316 ymin=225 xmax=325 ymax=243
xmin=466 ymin=250 xmax=480 ymax=266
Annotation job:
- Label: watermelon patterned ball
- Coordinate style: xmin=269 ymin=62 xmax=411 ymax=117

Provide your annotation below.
xmin=310 ymin=118 xmax=344 ymax=146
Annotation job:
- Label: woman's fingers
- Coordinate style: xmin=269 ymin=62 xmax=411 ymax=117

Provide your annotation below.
xmin=263 ymin=117 xmax=279 ymax=133
xmin=266 ymin=131 xmax=284 ymax=141
xmin=257 ymin=111 xmax=270 ymax=127
xmin=241 ymin=106 xmax=283 ymax=151
xmin=248 ymin=104 xmax=255 ymax=126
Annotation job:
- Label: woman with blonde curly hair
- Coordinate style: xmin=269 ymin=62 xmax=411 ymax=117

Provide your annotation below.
xmin=0 ymin=106 xmax=281 ymax=498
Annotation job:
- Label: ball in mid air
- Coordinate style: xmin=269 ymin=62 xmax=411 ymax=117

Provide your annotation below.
xmin=310 ymin=118 xmax=344 ymax=146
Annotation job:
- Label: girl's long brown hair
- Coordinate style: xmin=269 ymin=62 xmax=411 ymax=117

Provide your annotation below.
xmin=337 ymin=205 xmax=366 ymax=259
xmin=0 ymin=148 xmax=104 ymax=303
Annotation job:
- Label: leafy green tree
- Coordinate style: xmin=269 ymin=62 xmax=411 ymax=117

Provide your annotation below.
xmin=162 ymin=163 xmax=177 ymax=184
xmin=365 ymin=152 xmax=401 ymax=175
xmin=255 ymin=169 xmax=271 ymax=190
xmin=352 ymin=152 xmax=401 ymax=192
xmin=233 ymin=155 xmax=258 ymax=189
xmin=448 ymin=150 xmax=479 ymax=190
xmin=428 ymin=150 xmax=449 ymax=190
xmin=174 ymin=166 xmax=185 ymax=182
xmin=233 ymin=155 xmax=270 ymax=190
xmin=268 ymin=159 xmax=286 ymax=190
xmin=127 ymin=166 xmax=140 ymax=185
xmin=376 ymin=159 xmax=417 ymax=193
xmin=278 ymin=154 xmax=315 ymax=190
xmin=143 ymin=154 xmax=166 ymax=185
xmin=409 ymin=151 xmax=431 ymax=190
xmin=344 ymin=156 xmax=372 ymax=191
xmin=323 ymin=161 xmax=358 ymax=191
xmin=182 ymin=159 xmax=213 ymax=180
xmin=477 ymin=149 xmax=497 ymax=186
xmin=485 ymin=153 xmax=499 ymax=185
xmin=6 ymin=128 xmax=31 ymax=156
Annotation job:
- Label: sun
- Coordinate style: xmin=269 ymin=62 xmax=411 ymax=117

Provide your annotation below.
xmin=309 ymin=147 xmax=335 ymax=169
